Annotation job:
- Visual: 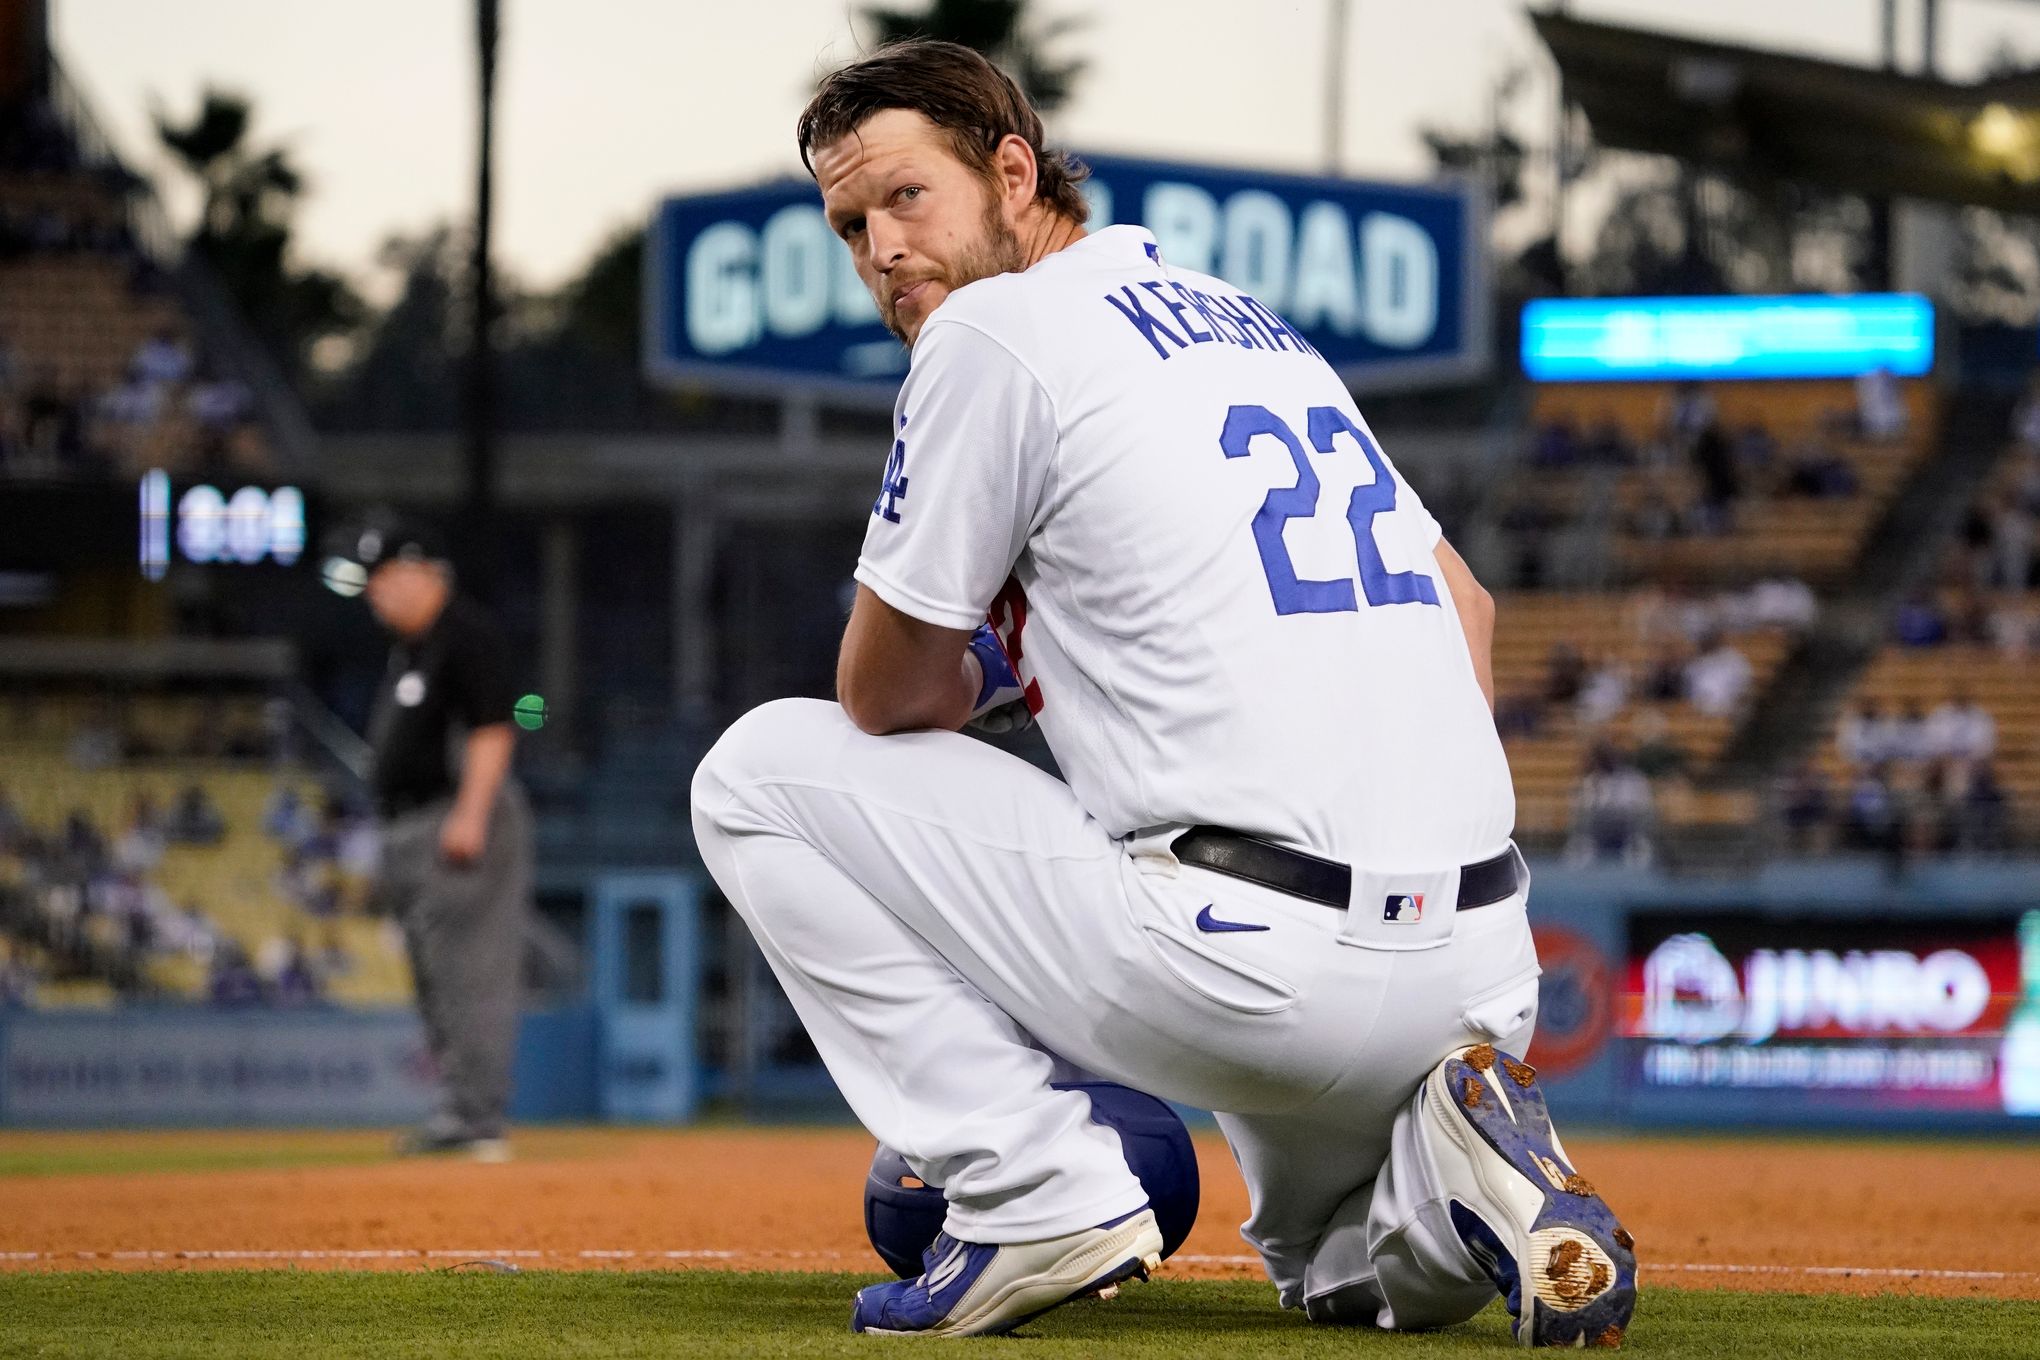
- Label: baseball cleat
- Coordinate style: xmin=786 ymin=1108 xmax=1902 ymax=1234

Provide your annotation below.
xmin=850 ymin=1206 xmax=1163 ymax=1338
xmin=1425 ymin=1044 xmax=1636 ymax=1348
xmin=392 ymin=1122 xmax=512 ymax=1163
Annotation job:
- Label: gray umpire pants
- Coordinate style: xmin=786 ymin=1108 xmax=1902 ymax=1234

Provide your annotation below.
xmin=380 ymin=782 xmax=533 ymax=1138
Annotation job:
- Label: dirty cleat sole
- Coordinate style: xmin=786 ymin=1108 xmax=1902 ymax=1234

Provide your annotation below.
xmin=1426 ymin=1044 xmax=1637 ymax=1348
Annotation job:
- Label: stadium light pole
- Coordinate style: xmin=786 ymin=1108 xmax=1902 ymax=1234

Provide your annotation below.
xmin=1324 ymin=0 xmax=1349 ymax=173
xmin=463 ymin=0 xmax=501 ymax=592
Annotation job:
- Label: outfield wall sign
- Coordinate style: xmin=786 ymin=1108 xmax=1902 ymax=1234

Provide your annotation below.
xmin=645 ymin=154 xmax=1487 ymax=397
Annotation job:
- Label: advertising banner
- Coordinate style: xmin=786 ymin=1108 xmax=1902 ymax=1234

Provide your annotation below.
xmin=646 ymin=155 xmax=1487 ymax=396
xmin=0 ymin=1009 xmax=437 ymax=1127
xmin=1623 ymin=911 xmax=2040 ymax=1120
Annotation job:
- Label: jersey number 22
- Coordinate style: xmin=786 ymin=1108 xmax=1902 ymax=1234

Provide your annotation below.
xmin=1219 ymin=403 xmax=1440 ymax=616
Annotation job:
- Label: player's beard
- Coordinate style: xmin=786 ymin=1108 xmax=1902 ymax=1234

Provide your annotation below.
xmin=878 ymin=191 xmax=1025 ymax=345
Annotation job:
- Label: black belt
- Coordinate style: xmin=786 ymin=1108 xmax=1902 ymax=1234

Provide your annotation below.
xmin=1171 ymin=827 xmax=1525 ymax=912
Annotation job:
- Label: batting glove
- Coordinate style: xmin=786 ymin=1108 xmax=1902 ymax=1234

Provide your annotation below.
xmin=966 ymin=624 xmax=1031 ymax=733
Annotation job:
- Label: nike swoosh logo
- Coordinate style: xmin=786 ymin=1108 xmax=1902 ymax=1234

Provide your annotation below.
xmin=1195 ymin=904 xmax=1270 ymax=933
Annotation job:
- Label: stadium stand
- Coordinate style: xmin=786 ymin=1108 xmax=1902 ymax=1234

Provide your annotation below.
xmin=1786 ymin=423 xmax=2040 ymax=858
xmin=0 ymin=688 xmax=411 ymax=1008
xmin=1478 ymin=375 xmax=1923 ymax=859
xmin=1502 ymin=376 xmax=1937 ymax=589
xmin=0 ymin=57 xmax=299 ymax=486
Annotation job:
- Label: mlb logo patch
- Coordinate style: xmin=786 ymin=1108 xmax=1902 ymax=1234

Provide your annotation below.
xmin=1383 ymin=893 xmax=1425 ymax=923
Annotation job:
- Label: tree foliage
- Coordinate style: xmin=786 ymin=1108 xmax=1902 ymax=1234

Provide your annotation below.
xmin=154 ymin=87 xmax=361 ymax=383
xmin=860 ymin=0 xmax=1085 ymax=113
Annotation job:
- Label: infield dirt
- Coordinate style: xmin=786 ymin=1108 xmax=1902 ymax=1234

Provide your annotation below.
xmin=2 ymin=1127 xmax=2035 ymax=1300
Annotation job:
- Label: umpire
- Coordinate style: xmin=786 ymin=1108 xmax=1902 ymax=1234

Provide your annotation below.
xmin=334 ymin=516 xmax=532 ymax=1161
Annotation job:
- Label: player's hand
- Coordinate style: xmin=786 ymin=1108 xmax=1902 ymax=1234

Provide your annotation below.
xmin=438 ymin=804 xmax=490 ymax=865
xmin=965 ymin=624 xmax=1029 ymax=733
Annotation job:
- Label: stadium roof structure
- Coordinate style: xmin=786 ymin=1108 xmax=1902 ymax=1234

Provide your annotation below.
xmin=1533 ymin=11 xmax=2040 ymax=213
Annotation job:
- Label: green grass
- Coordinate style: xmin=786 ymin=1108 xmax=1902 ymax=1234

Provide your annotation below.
xmin=0 ymin=1128 xmax=636 ymax=1179
xmin=2 ymin=1272 xmax=2036 ymax=1359
xmin=0 ymin=1139 xmax=389 ymax=1179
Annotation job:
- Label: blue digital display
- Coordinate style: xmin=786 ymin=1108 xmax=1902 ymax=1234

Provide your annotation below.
xmin=1520 ymin=293 xmax=1935 ymax=382
xmin=645 ymin=155 xmax=1488 ymax=397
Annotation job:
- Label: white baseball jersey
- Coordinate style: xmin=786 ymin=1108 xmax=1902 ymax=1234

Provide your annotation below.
xmin=854 ymin=224 xmax=1513 ymax=873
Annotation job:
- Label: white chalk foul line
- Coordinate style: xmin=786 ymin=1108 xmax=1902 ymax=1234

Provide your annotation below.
xmin=1 ymin=1249 xmax=2035 ymax=1284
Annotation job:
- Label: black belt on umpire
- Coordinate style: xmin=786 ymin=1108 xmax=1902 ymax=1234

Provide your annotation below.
xmin=1171 ymin=827 xmax=1526 ymax=912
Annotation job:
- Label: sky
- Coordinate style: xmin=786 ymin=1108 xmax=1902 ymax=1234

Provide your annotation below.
xmin=50 ymin=0 xmax=2040 ymax=297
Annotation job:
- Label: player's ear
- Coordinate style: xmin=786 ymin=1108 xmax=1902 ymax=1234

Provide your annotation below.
xmin=988 ymin=133 xmax=1039 ymax=214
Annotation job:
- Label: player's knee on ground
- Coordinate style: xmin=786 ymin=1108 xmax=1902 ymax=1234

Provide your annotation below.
xmin=690 ymin=696 xmax=850 ymax=828
xmin=1304 ymin=1279 xmax=1389 ymax=1328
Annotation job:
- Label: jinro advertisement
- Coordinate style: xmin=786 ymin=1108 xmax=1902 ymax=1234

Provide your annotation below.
xmin=1623 ymin=911 xmax=2040 ymax=1118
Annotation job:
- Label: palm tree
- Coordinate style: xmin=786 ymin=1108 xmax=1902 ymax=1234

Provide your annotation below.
xmin=861 ymin=0 xmax=1086 ymax=113
xmin=155 ymin=88 xmax=358 ymax=381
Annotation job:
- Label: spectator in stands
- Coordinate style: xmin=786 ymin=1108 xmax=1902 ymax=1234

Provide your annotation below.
xmin=130 ymin=328 xmax=194 ymax=389
xmin=1779 ymin=762 xmax=1834 ymax=855
xmin=1531 ymin=418 xmax=1579 ymax=469
xmin=1581 ymin=415 xmax=1634 ymax=466
xmin=1781 ymin=439 xmax=1859 ymax=499
xmin=156 ymin=900 xmax=219 ymax=966
xmin=1989 ymin=597 xmax=2038 ymax=656
xmin=207 ymin=940 xmax=265 ymax=1006
xmin=2013 ymin=371 xmax=2040 ymax=451
xmin=270 ymin=939 xmax=325 ymax=1005
xmin=1733 ymin=422 xmax=1779 ymax=491
xmin=1960 ymin=501 xmax=1996 ymax=591
xmin=1888 ymin=700 xmax=1932 ymax=763
xmin=1946 ymin=582 xmax=1992 ymax=646
xmin=335 ymin=805 xmax=381 ymax=916
xmin=1991 ymin=495 xmax=2035 ymax=590
xmin=1743 ymin=577 xmax=1819 ymax=633
xmin=188 ymin=368 xmax=254 ymax=471
xmin=1662 ymin=381 xmax=1716 ymax=454
xmin=1625 ymin=486 xmax=1684 ymax=541
xmin=1689 ymin=422 xmax=1740 ymax=532
xmin=67 ymin=701 xmax=122 ymax=769
xmin=0 ymin=783 xmax=24 ymax=853
xmin=1567 ymin=744 xmax=1655 ymax=866
xmin=264 ymin=784 xmax=317 ymax=847
xmin=1893 ymin=593 xmax=1949 ymax=648
xmin=1576 ymin=655 xmax=1630 ymax=728
xmin=1633 ymin=581 xmax=1715 ymax=647
xmin=165 ymin=784 xmax=226 ymax=846
xmin=1641 ymin=643 xmax=1688 ymax=703
xmin=1852 ymin=365 xmax=1907 ymax=442
xmin=1630 ymin=708 xmax=1691 ymax=782
xmin=0 ymin=940 xmax=35 ymax=1008
xmin=113 ymin=793 xmax=166 ymax=875
xmin=1684 ymin=634 xmax=1753 ymax=716
xmin=58 ymin=810 xmax=107 ymax=880
xmin=1838 ymin=699 xmax=1897 ymax=767
xmin=1543 ymin=642 xmax=1586 ymax=706
xmin=1491 ymin=691 xmax=1544 ymax=739
xmin=1843 ymin=765 xmax=1901 ymax=853
xmin=1925 ymin=689 xmax=1997 ymax=764
xmin=1956 ymin=761 xmax=2012 ymax=852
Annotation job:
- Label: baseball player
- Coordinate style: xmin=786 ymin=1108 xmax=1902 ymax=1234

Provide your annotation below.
xmin=691 ymin=39 xmax=1636 ymax=1345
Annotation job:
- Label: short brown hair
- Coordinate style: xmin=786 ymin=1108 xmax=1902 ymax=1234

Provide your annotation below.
xmin=797 ymin=39 xmax=1089 ymax=224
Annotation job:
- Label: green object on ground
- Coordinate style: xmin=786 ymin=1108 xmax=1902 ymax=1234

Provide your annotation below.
xmin=513 ymin=694 xmax=547 ymax=731
xmin=2 ymin=1272 xmax=2037 ymax=1359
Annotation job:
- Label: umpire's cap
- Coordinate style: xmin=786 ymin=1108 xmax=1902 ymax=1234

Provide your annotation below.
xmin=319 ymin=510 xmax=450 ymax=597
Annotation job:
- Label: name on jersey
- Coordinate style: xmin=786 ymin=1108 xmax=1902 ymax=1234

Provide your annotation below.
xmin=1104 ymin=281 xmax=1322 ymax=363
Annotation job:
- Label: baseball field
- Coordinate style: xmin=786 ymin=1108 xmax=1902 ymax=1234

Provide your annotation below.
xmin=3 ymin=1126 xmax=2038 ymax=1357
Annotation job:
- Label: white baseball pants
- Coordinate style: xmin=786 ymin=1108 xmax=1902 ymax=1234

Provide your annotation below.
xmin=690 ymin=698 xmax=1543 ymax=1325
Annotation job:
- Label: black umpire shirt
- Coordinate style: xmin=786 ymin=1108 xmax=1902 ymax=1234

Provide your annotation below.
xmin=368 ymin=595 xmax=518 ymax=817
